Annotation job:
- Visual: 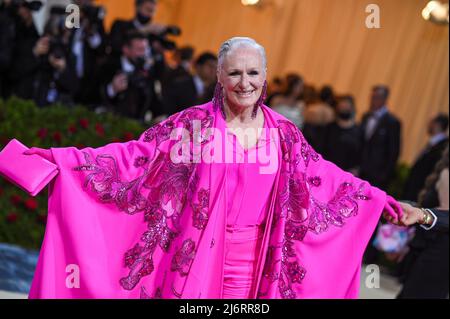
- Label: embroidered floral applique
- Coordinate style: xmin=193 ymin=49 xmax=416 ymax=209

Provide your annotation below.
xmin=259 ymin=119 xmax=373 ymax=299
xmin=74 ymin=107 xmax=214 ymax=294
xmin=134 ymin=156 xmax=149 ymax=168
xmin=191 ymin=188 xmax=210 ymax=230
xmin=307 ymin=176 xmax=321 ymax=187
xmin=171 ymin=239 xmax=196 ymax=277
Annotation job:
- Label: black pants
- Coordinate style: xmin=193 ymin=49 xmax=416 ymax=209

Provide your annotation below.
xmin=397 ymin=233 xmax=449 ymax=299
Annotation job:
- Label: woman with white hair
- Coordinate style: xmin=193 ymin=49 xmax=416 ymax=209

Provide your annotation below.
xmin=1 ymin=37 xmax=403 ymax=299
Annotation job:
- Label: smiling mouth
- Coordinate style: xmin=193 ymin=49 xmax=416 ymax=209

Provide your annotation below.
xmin=235 ymin=90 xmax=255 ymax=97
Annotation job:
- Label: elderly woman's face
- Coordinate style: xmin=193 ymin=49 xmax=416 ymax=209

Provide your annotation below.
xmin=218 ymin=46 xmax=266 ymax=110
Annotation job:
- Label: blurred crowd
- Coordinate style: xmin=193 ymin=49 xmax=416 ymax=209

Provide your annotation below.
xmin=0 ymin=0 xmax=218 ymax=122
xmin=0 ymin=0 xmax=448 ymax=298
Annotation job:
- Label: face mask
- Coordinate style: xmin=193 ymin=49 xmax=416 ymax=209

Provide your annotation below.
xmin=337 ymin=111 xmax=353 ymax=120
xmin=136 ymin=13 xmax=151 ymax=25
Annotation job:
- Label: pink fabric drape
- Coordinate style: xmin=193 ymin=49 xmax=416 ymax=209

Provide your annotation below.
xmin=26 ymin=101 xmax=386 ymax=299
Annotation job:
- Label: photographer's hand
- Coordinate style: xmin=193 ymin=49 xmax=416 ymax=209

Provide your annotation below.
xmin=33 ymin=36 xmax=50 ymax=57
xmin=111 ymin=73 xmax=128 ymax=94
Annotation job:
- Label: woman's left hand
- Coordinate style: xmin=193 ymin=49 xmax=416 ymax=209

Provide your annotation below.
xmin=382 ymin=195 xmax=404 ymax=225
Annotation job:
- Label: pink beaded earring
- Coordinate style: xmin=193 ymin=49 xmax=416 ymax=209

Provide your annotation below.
xmin=213 ymin=82 xmax=226 ymax=119
xmin=252 ymin=80 xmax=268 ymax=119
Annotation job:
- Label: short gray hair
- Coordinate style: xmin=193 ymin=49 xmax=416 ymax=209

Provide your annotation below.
xmin=217 ymin=37 xmax=267 ymax=71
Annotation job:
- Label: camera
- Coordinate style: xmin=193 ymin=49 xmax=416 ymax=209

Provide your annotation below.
xmin=147 ymin=25 xmax=181 ymax=51
xmin=43 ymin=6 xmax=69 ymax=60
xmin=80 ymin=4 xmax=105 ymax=30
xmin=7 ymin=0 xmax=43 ymax=11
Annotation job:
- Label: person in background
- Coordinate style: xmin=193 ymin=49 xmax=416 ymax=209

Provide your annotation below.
xmin=388 ymin=146 xmax=449 ymax=299
xmin=9 ymin=3 xmax=79 ymax=107
xmin=108 ymin=0 xmax=170 ymax=83
xmin=402 ymin=113 xmax=449 ymax=202
xmin=7 ymin=0 xmax=41 ymax=99
xmin=99 ymin=32 xmax=155 ymax=121
xmin=303 ymin=85 xmax=336 ymax=125
xmin=266 ymin=76 xmax=284 ymax=106
xmin=69 ymin=0 xmax=107 ymax=107
xmin=359 ymin=85 xmax=401 ymax=189
xmin=321 ymin=95 xmax=362 ymax=174
xmin=360 ymin=85 xmax=401 ymax=264
xmin=271 ymin=73 xmax=305 ymax=129
xmin=162 ymin=52 xmax=217 ymax=116
xmin=163 ymin=45 xmax=195 ymax=85
xmin=0 ymin=0 xmax=18 ymax=98
xmin=302 ymin=85 xmax=336 ymax=150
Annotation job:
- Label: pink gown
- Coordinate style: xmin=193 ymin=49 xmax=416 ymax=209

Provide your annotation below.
xmin=14 ymin=101 xmax=392 ymax=299
xmin=222 ymin=116 xmax=277 ymax=299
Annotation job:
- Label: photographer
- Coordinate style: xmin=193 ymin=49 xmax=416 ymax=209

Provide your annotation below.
xmin=108 ymin=0 xmax=180 ymax=80
xmin=0 ymin=0 xmax=17 ymax=97
xmin=99 ymin=32 xmax=157 ymax=121
xmin=69 ymin=0 xmax=107 ymax=106
xmin=3 ymin=0 xmax=41 ymax=99
xmin=162 ymin=51 xmax=217 ymax=115
xmin=9 ymin=4 xmax=79 ymax=107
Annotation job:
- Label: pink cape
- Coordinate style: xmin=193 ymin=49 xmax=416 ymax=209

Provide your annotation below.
xmin=27 ymin=101 xmax=386 ymax=299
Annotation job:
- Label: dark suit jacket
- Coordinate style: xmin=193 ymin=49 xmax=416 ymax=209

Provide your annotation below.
xmin=8 ymin=22 xmax=79 ymax=107
xmin=68 ymin=24 xmax=107 ymax=106
xmin=99 ymin=56 xmax=155 ymax=120
xmin=359 ymin=110 xmax=401 ymax=189
xmin=430 ymin=208 xmax=449 ymax=233
xmin=402 ymin=138 xmax=449 ymax=201
xmin=108 ymin=20 xmax=136 ymax=56
xmin=397 ymin=192 xmax=449 ymax=298
xmin=162 ymin=68 xmax=198 ymax=115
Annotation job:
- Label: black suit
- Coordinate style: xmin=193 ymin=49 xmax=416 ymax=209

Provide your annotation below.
xmin=161 ymin=68 xmax=214 ymax=115
xmin=68 ymin=24 xmax=107 ymax=106
xmin=402 ymin=138 xmax=449 ymax=201
xmin=8 ymin=22 xmax=79 ymax=107
xmin=99 ymin=56 xmax=158 ymax=120
xmin=361 ymin=109 xmax=401 ymax=265
xmin=360 ymin=110 xmax=402 ymax=189
xmin=162 ymin=73 xmax=197 ymax=115
xmin=109 ymin=20 xmax=136 ymax=56
xmin=397 ymin=201 xmax=449 ymax=299
xmin=0 ymin=11 xmax=15 ymax=98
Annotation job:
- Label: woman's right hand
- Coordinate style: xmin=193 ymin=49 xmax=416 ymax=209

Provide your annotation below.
xmin=23 ymin=147 xmax=55 ymax=163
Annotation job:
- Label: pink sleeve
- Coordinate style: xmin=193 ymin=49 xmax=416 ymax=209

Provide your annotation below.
xmin=278 ymin=121 xmax=387 ymax=298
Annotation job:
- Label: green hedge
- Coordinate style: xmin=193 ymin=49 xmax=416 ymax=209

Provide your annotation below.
xmin=0 ymin=97 xmax=145 ymax=249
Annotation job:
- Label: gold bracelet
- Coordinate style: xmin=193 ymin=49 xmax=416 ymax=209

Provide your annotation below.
xmin=420 ymin=208 xmax=432 ymax=225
